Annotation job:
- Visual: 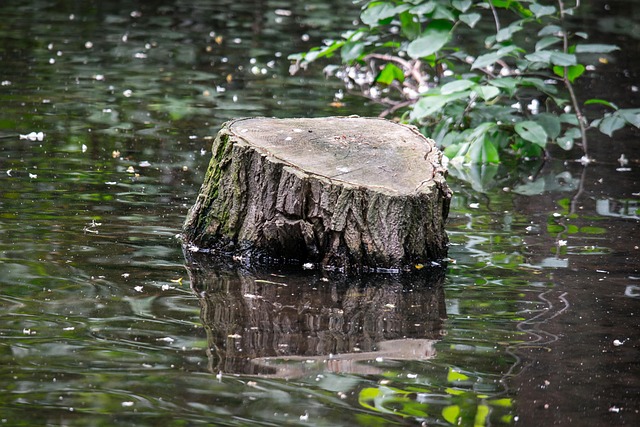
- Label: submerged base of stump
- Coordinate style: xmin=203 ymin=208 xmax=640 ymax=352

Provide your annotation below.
xmin=182 ymin=116 xmax=451 ymax=273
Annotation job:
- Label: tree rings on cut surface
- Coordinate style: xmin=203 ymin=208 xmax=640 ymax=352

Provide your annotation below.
xmin=182 ymin=116 xmax=451 ymax=273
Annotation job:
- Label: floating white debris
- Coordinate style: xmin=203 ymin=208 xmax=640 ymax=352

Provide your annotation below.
xmin=157 ymin=337 xmax=175 ymax=343
xmin=227 ymin=334 xmax=242 ymax=339
xmin=284 ymin=136 xmax=292 ymax=141
xmin=557 ymin=240 xmax=567 ymax=247
xmin=123 ymin=89 xmax=132 ymax=97
xmin=122 ymin=273 xmax=130 ymax=278
xmin=29 ymin=173 xmax=37 ymax=179
xmin=161 ymin=284 xmax=172 ymax=291
xmin=126 ymin=166 xmax=135 ymax=173
xmin=82 ymin=144 xmax=87 ymax=153
xmin=121 ymin=401 xmax=134 ymax=407
xmin=469 ymin=203 xmax=480 ymax=209
xmin=302 ymin=262 xmax=314 ymax=270
xmin=134 ymin=286 xmax=143 ymax=292
xmin=139 ymin=160 xmax=151 ymax=167
xmin=63 ymin=327 xmax=75 ymax=331
xmin=20 ymin=131 xmax=44 ymax=141
xmin=299 ymin=412 xmax=309 ymax=422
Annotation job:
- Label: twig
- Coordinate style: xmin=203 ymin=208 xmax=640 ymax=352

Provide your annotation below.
xmin=364 ymin=53 xmax=424 ymax=86
xmin=557 ymin=0 xmax=589 ymax=157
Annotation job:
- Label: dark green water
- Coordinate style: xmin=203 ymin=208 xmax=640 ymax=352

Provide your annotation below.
xmin=1 ymin=1 xmax=638 ymax=426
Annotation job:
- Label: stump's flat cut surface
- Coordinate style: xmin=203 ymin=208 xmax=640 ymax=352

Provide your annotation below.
xmin=183 ymin=116 xmax=451 ymax=272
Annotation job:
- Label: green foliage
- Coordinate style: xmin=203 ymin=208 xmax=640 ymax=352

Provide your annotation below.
xmin=290 ymin=0 xmax=639 ymax=164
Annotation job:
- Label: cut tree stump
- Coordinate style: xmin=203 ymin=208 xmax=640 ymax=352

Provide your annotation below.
xmin=182 ymin=116 xmax=452 ymax=272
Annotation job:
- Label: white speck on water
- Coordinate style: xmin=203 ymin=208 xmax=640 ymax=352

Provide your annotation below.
xmin=609 ymin=406 xmax=621 ymax=413
xmin=122 ymin=401 xmax=134 ymax=407
xmin=302 ymin=262 xmax=314 ymax=270
xmin=123 ymin=89 xmax=132 ymax=97
xmin=139 ymin=160 xmax=151 ymax=167
xmin=232 ymin=95 xmax=238 ymax=102
xmin=227 ymin=334 xmax=242 ymax=339
xmin=85 ymin=41 xmax=93 ymax=49
xmin=552 ymin=212 xmax=562 ymax=217
xmin=63 ymin=327 xmax=75 ymax=331
xmin=285 ymin=136 xmax=292 ymax=141
xmin=122 ymin=273 xmax=130 ymax=278
xmin=232 ymin=38 xmax=242 ymax=44
xmin=407 ymin=373 xmax=418 ymax=379
xmin=161 ymin=284 xmax=171 ymax=291
xmin=301 ymin=34 xmax=310 ymax=42
xmin=20 ymin=131 xmax=44 ymax=141
xmin=82 ymin=144 xmax=87 ymax=153
xmin=29 ymin=173 xmax=37 ymax=179
xmin=157 ymin=337 xmax=174 ymax=343
xmin=375 ymin=357 xmax=384 ymax=362
xmin=300 ymin=412 xmax=309 ymax=421
xmin=122 ymin=34 xmax=128 ymax=42
xmin=557 ymin=240 xmax=567 ymax=247
xmin=469 ymin=203 xmax=480 ymax=209
xmin=134 ymin=52 xmax=147 ymax=59
xmin=95 ymin=74 xmax=105 ymax=81
xmin=134 ymin=286 xmax=143 ymax=292
xmin=1 ymin=80 xmax=11 ymax=86
xmin=49 ymin=58 xmax=55 ymax=64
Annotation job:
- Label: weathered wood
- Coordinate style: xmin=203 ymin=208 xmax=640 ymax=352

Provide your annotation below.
xmin=182 ymin=116 xmax=451 ymax=272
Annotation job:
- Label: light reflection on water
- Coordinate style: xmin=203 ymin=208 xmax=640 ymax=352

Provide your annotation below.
xmin=1 ymin=0 xmax=639 ymax=426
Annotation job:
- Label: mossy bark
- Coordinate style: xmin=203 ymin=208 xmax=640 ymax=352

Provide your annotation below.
xmin=182 ymin=116 xmax=451 ymax=272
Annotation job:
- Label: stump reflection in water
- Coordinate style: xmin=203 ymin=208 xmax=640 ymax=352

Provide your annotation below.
xmin=186 ymin=254 xmax=447 ymax=377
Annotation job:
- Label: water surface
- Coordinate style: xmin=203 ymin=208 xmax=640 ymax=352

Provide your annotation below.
xmin=1 ymin=1 xmax=639 ymax=426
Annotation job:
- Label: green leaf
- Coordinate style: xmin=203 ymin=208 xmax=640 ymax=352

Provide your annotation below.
xmin=560 ymin=113 xmax=579 ymax=125
xmin=525 ymin=51 xmax=576 ymax=66
xmin=399 ymin=11 xmax=421 ymax=40
xmin=530 ymin=3 xmax=556 ymax=18
xmin=515 ymin=121 xmax=548 ymax=146
xmin=599 ymin=115 xmax=626 ymax=137
xmin=361 ymin=2 xmax=408 ymax=27
xmin=452 ymin=0 xmax=472 ymax=12
xmin=471 ymin=45 xmax=519 ymax=69
xmin=535 ymin=36 xmax=561 ymax=51
xmin=556 ymin=127 xmax=580 ymax=150
xmin=410 ymin=91 xmax=470 ymax=120
xmin=534 ymin=113 xmax=562 ymax=140
xmin=341 ymin=41 xmax=365 ymax=63
xmin=489 ymin=77 xmax=518 ymax=96
xmin=407 ymin=20 xmax=453 ymax=59
xmin=538 ymin=24 xmax=563 ymax=36
xmin=376 ymin=63 xmax=405 ymax=85
xmin=575 ymin=44 xmax=620 ymax=54
xmin=459 ymin=12 xmax=481 ymax=28
xmin=550 ymin=52 xmax=577 ymax=66
xmin=409 ymin=1 xmax=436 ymax=15
xmin=584 ymin=99 xmax=618 ymax=109
xmin=619 ymin=109 xmax=640 ymax=128
xmin=496 ymin=21 xmax=523 ymax=42
xmin=474 ymin=84 xmax=501 ymax=101
xmin=553 ymin=64 xmax=585 ymax=83
xmin=442 ymin=406 xmax=461 ymax=425
xmin=441 ymin=79 xmax=475 ymax=95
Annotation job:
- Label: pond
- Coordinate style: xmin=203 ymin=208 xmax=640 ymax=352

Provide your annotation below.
xmin=0 ymin=1 xmax=638 ymax=426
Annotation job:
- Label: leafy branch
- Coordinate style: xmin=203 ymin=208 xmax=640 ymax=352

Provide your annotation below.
xmin=289 ymin=0 xmax=640 ymax=165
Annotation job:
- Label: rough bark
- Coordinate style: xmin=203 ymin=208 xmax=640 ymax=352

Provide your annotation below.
xmin=182 ymin=116 xmax=451 ymax=272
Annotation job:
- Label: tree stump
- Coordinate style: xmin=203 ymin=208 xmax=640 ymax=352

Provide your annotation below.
xmin=182 ymin=116 xmax=451 ymax=272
